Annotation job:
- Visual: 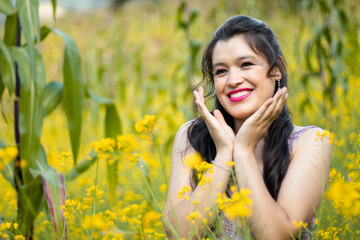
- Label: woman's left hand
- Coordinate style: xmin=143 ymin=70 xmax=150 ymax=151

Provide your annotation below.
xmin=234 ymin=87 xmax=288 ymax=153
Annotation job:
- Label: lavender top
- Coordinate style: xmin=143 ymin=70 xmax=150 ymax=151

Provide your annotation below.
xmin=218 ymin=126 xmax=318 ymax=240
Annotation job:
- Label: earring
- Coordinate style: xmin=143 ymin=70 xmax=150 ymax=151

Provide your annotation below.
xmin=277 ymin=79 xmax=281 ymax=91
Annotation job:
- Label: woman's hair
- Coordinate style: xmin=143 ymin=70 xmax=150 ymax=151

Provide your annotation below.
xmin=187 ymin=15 xmax=293 ymax=200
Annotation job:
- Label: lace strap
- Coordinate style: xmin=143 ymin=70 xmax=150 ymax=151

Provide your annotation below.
xmin=288 ymin=126 xmax=319 ymax=153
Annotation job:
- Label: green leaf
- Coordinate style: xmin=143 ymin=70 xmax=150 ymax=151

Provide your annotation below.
xmin=51 ymin=0 xmax=57 ymax=21
xmin=40 ymin=25 xmax=52 ymax=42
xmin=52 ymin=28 xmax=85 ymax=163
xmin=105 ymin=104 xmax=122 ymax=138
xmin=0 ymin=39 xmax=16 ymax=94
xmin=17 ymin=175 xmax=44 ymax=238
xmin=17 ymin=0 xmax=40 ymax=83
xmin=106 ymin=159 xmax=118 ymax=204
xmin=11 ymin=47 xmax=45 ymax=182
xmin=0 ymin=0 xmax=15 ymax=15
xmin=66 ymin=151 xmax=98 ymax=181
xmin=39 ymin=169 xmax=67 ymax=239
xmin=26 ymin=144 xmax=67 ymax=238
xmin=88 ymin=90 xmax=122 ymax=137
xmin=176 ymin=1 xmax=187 ymax=29
xmin=88 ymin=89 xmax=121 ymax=203
xmin=4 ymin=12 xmax=18 ymax=46
xmin=43 ymin=81 xmax=63 ymax=116
xmin=0 ymin=73 xmax=4 ymax=101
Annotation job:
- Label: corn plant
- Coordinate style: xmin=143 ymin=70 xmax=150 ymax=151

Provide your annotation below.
xmin=0 ymin=0 xmax=121 ymax=238
xmin=298 ymin=0 xmax=350 ymax=116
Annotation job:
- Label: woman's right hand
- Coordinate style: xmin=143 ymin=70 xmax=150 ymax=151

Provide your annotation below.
xmin=193 ymin=86 xmax=235 ymax=153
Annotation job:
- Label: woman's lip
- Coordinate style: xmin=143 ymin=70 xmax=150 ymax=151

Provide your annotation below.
xmin=227 ymin=88 xmax=253 ymax=95
xmin=228 ymin=91 xmax=252 ymax=102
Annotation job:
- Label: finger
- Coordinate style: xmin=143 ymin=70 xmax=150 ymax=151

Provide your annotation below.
xmin=249 ymin=97 xmax=273 ymax=122
xmin=194 ymin=92 xmax=216 ymax=122
xmin=261 ymin=88 xmax=284 ymax=120
xmin=199 ymin=86 xmax=205 ymax=103
xmin=262 ymin=88 xmax=288 ymax=124
xmin=214 ymin=109 xmax=227 ymax=125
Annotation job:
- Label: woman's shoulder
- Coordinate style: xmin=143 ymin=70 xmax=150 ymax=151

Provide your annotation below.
xmin=289 ymin=125 xmax=332 ymax=158
xmin=173 ymin=120 xmax=197 ymax=153
xmin=289 ymin=125 xmax=322 ymax=142
xmin=177 ymin=119 xmax=196 ymax=134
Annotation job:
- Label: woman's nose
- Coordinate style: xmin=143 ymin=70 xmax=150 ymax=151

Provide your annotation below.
xmin=227 ymin=68 xmax=244 ymax=87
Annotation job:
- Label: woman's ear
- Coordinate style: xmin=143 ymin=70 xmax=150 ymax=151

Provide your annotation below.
xmin=271 ymin=56 xmax=284 ymax=80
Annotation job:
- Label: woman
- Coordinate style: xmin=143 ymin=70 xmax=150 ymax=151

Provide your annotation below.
xmin=163 ymin=15 xmax=332 ymax=240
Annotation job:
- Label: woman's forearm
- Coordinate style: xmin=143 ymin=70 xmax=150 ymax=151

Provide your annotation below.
xmin=164 ymin=149 xmax=233 ymax=239
xmin=233 ymin=151 xmax=298 ymax=240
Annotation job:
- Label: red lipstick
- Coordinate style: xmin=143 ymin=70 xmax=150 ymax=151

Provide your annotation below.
xmin=227 ymin=88 xmax=253 ymax=102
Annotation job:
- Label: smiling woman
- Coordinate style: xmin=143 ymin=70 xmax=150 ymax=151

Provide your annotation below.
xmin=163 ymin=15 xmax=332 ymax=240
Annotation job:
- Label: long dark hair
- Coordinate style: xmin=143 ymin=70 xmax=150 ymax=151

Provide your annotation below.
xmin=187 ymin=15 xmax=293 ymax=200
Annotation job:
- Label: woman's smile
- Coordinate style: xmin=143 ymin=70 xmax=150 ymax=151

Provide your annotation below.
xmin=212 ymin=34 xmax=279 ymax=121
xmin=227 ymin=88 xmax=253 ymax=102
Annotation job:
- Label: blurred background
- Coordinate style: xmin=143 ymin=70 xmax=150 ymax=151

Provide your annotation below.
xmin=0 ymin=0 xmax=359 ymax=239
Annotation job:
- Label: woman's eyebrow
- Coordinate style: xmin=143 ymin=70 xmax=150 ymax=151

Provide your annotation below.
xmin=213 ymin=55 xmax=256 ymax=68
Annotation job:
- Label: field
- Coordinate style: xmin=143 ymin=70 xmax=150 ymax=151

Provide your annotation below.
xmin=0 ymin=0 xmax=359 ymax=239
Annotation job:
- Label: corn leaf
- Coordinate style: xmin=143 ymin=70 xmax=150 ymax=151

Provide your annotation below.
xmin=0 ymin=0 xmax=15 ymax=15
xmin=88 ymin=89 xmax=122 ymax=137
xmin=0 ymin=39 xmax=16 ymax=94
xmin=52 ymin=28 xmax=85 ymax=163
xmin=11 ymin=47 xmax=45 ymax=182
xmin=42 ymin=172 xmax=67 ymax=239
xmin=17 ymin=175 xmax=44 ymax=238
xmin=0 ymin=77 xmax=4 ymax=100
xmin=51 ymin=0 xmax=57 ymax=21
xmin=66 ymin=151 xmax=98 ymax=181
xmin=17 ymin=0 xmax=40 ymax=83
xmin=43 ymin=81 xmax=63 ymax=116
xmin=4 ymin=12 xmax=18 ymax=46
xmin=88 ymin=89 xmax=121 ymax=203
xmin=37 ymin=169 xmax=67 ymax=239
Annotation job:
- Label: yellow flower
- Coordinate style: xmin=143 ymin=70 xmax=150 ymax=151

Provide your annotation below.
xmin=183 ymin=152 xmax=203 ymax=169
xmin=0 ymin=146 xmax=18 ymax=171
xmin=178 ymin=185 xmax=191 ymax=200
xmin=82 ymin=212 xmax=114 ymax=231
xmin=159 ymin=184 xmax=167 ymax=193
xmin=198 ymin=175 xmax=207 ymax=186
xmin=293 ymin=220 xmax=308 ymax=228
xmin=91 ymin=138 xmax=116 ymax=153
xmin=127 ymin=153 xmax=140 ymax=167
xmin=225 ymin=161 xmax=235 ymax=167
xmin=135 ymin=114 xmax=156 ymax=133
xmin=186 ymin=211 xmax=201 ymax=223
xmin=315 ymin=130 xmax=334 ymax=143
xmin=14 ymin=235 xmax=25 ymax=240
xmin=325 ymin=178 xmax=360 ymax=216
xmin=218 ymin=188 xmax=253 ymax=220
xmin=117 ymin=134 xmax=138 ymax=153
xmin=194 ymin=161 xmax=213 ymax=173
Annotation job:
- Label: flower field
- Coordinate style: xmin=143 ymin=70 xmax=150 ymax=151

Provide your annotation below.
xmin=0 ymin=0 xmax=359 ymax=239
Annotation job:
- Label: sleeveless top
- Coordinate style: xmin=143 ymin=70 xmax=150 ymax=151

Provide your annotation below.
xmin=218 ymin=126 xmax=318 ymax=240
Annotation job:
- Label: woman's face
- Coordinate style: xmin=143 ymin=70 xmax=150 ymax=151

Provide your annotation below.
xmin=212 ymin=34 xmax=279 ymax=122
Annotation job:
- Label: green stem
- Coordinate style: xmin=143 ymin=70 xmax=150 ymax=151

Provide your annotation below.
xmin=139 ymin=168 xmax=180 ymax=239
xmin=90 ymin=157 xmax=100 ymax=239
xmin=153 ymin=134 xmax=167 ymax=185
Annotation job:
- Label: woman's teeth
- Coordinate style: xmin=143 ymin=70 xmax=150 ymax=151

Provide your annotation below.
xmin=230 ymin=90 xmax=251 ymax=98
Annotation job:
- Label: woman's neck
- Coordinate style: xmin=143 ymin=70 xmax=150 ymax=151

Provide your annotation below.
xmin=234 ymin=118 xmax=244 ymax=133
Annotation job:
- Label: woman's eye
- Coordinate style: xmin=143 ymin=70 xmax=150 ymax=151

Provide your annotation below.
xmin=214 ymin=69 xmax=227 ymax=76
xmin=241 ymin=62 xmax=253 ymax=67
